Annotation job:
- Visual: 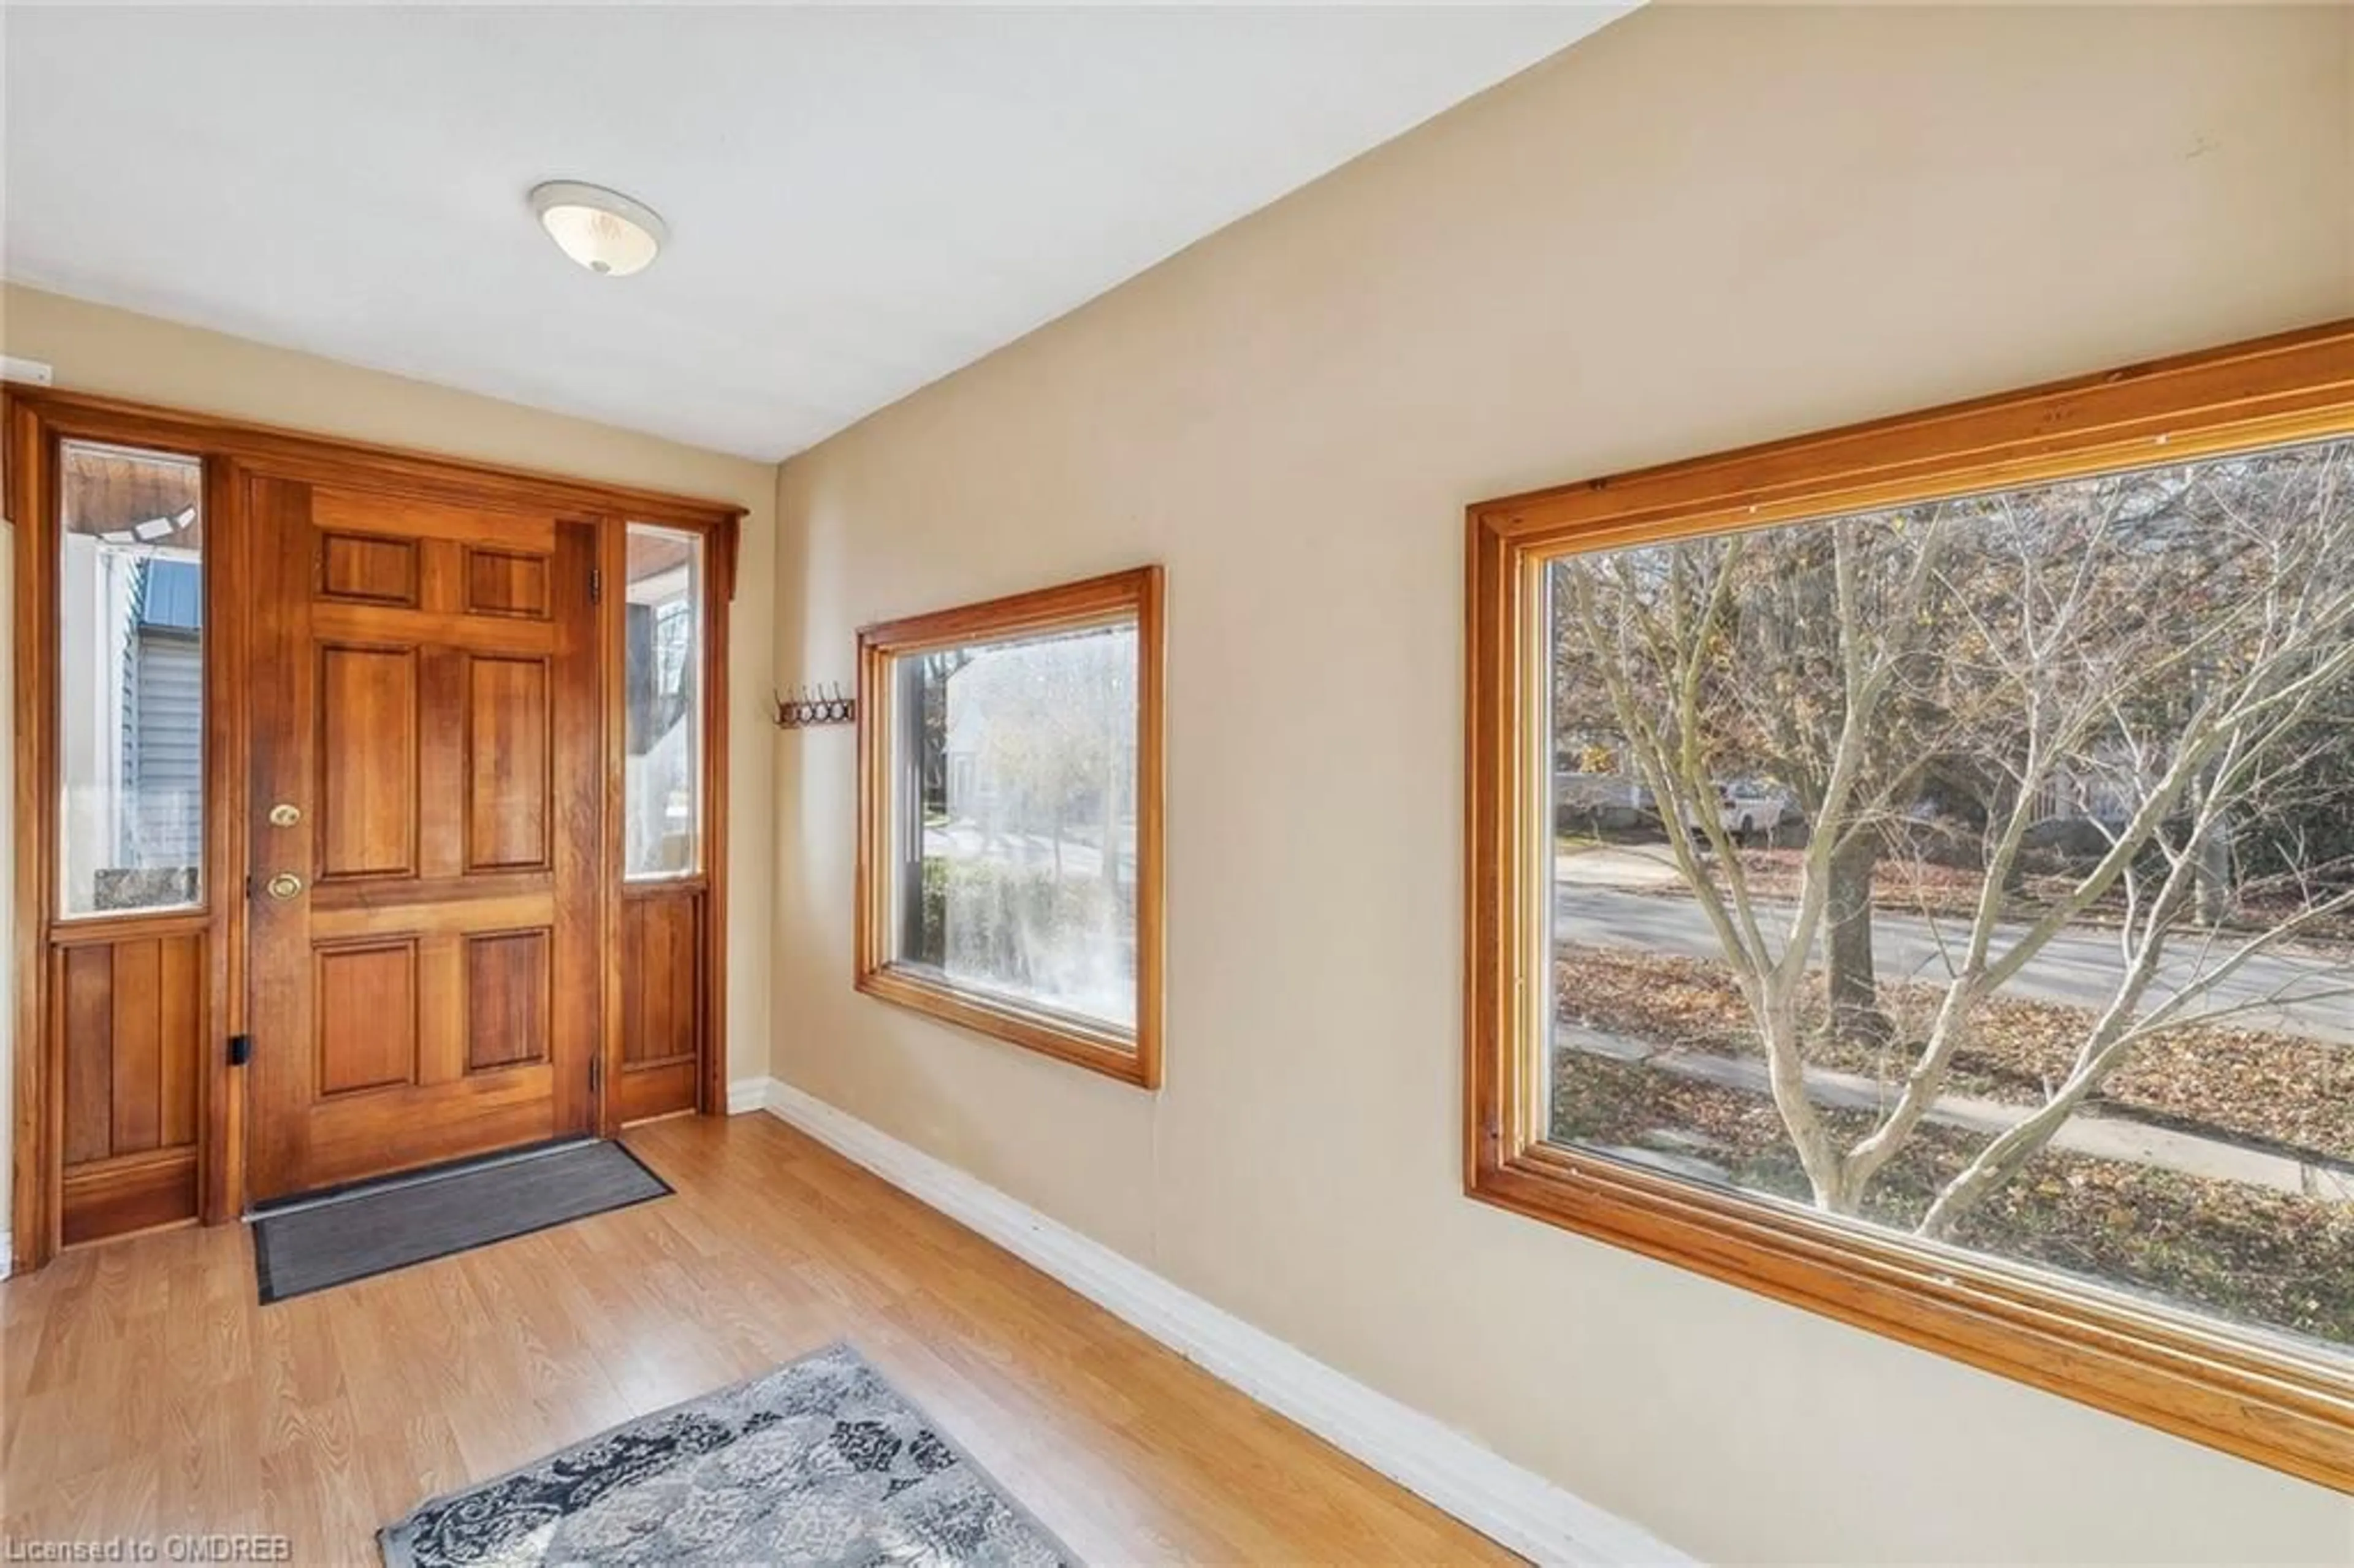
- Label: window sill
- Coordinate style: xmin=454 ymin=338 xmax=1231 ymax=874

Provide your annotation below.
xmin=1466 ymin=1139 xmax=2354 ymax=1491
xmin=856 ymin=962 xmax=1159 ymax=1089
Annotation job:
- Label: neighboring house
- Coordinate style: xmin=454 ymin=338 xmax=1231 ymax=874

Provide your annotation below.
xmin=1555 ymin=727 xmax=1645 ymax=815
xmin=2027 ymin=744 xmax=2155 ymax=826
xmin=942 ymin=633 xmax=1134 ymax=836
xmin=126 ymin=558 xmax=204 ymax=871
xmin=59 ymin=525 xmax=204 ymax=912
xmin=1567 ymin=721 xmax=2152 ymax=835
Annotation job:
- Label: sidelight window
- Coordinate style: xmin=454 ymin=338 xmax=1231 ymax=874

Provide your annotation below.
xmin=623 ymin=523 xmax=704 ymax=880
xmin=58 ymin=440 xmax=205 ymax=919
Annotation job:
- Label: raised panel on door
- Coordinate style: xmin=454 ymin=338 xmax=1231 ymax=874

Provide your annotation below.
xmin=314 ymin=940 xmax=420 ymax=1095
xmin=319 ymin=533 xmax=419 ymax=606
xmin=466 ymin=655 xmax=552 ymax=872
xmin=466 ymin=928 xmax=550 ymax=1071
xmin=316 ymin=644 xmax=419 ymax=880
xmin=465 ymin=549 xmax=551 ymax=618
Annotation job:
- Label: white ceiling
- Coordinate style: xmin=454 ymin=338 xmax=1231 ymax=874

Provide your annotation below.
xmin=2 ymin=5 xmax=1625 ymax=462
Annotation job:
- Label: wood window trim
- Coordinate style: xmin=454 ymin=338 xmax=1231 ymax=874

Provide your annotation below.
xmin=4 ymin=385 xmax=744 ymax=1273
xmin=855 ymin=566 xmax=1165 ymax=1090
xmin=1465 ymin=319 xmax=2354 ymax=1493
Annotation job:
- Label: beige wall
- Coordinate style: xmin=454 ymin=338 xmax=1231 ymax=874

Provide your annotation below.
xmin=0 ymin=283 xmax=777 ymax=1241
xmin=772 ymin=7 xmax=2354 ymax=1562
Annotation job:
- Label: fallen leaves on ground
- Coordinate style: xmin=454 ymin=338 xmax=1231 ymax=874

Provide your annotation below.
xmin=1552 ymin=1052 xmax=2354 ymax=1347
xmin=1555 ymin=943 xmax=2354 ymax=1159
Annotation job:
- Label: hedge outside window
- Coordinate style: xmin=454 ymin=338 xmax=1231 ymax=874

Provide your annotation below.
xmin=856 ymin=567 xmax=1164 ymax=1087
xmin=1466 ymin=322 xmax=2354 ymax=1491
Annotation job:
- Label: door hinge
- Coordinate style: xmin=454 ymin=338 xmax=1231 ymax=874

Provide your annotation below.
xmin=589 ymin=566 xmax=603 ymax=604
xmin=228 ymin=1033 xmax=253 ymax=1067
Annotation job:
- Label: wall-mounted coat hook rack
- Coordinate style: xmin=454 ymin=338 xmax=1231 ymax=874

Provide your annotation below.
xmin=772 ymin=683 xmax=856 ymax=729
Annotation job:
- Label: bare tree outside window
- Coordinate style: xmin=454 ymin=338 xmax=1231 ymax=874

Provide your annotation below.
xmin=1549 ymin=438 xmax=2354 ymax=1350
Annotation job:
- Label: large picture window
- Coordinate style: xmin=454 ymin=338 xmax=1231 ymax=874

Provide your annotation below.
xmin=856 ymin=567 xmax=1164 ymax=1087
xmin=1467 ymin=323 xmax=2354 ymax=1490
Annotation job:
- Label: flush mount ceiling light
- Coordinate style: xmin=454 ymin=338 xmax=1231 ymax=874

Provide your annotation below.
xmin=529 ymin=180 xmax=667 ymax=277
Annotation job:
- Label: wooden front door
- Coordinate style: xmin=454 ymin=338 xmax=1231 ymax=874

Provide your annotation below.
xmin=244 ymin=478 xmax=603 ymax=1201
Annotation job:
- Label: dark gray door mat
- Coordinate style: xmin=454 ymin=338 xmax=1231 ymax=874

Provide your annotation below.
xmin=252 ymin=1137 xmax=671 ymax=1303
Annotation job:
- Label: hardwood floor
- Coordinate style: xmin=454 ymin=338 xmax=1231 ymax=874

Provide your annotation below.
xmin=1 ymin=1112 xmax=1515 ymax=1564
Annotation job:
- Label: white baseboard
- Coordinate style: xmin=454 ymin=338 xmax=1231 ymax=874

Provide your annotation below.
xmin=756 ymin=1076 xmax=1688 ymax=1567
xmin=725 ymin=1075 xmax=772 ymax=1116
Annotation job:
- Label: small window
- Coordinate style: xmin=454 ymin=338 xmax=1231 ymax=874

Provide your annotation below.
xmin=1467 ymin=324 xmax=2354 ymax=1491
xmin=623 ymin=524 xmax=703 ymax=880
xmin=857 ymin=568 xmax=1164 ymax=1087
xmin=58 ymin=441 xmax=205 ymax=919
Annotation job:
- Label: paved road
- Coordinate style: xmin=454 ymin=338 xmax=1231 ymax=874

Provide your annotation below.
xmin=923 ymin=823 xmax=1134 ymax=883
xmin=1554 ymin=884 xmax=2354 ymax=1045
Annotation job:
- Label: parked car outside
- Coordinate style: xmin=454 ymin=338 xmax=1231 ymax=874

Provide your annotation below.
xmin=1687 ymin=782 xmax=1788 ymax=838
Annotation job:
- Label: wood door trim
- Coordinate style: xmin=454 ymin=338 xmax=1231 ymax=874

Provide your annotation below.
xmin=205 ymin=457 xmax=251 ymax=1228
xmin=700 ymin=514 xmax=734 ymax=1119
xmin=6 ymin=390 xmax=741 ymax=1267
xmin=8 ymin=394 xmax=61 ymax=1268
xmin=598 ymin=523 xmax=627 ymax=1134
xmin=4 ymin=387 xmax=746 ymax=531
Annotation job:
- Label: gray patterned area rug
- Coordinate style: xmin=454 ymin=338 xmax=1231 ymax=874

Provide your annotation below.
xmin=381 ymin=1342 xmax=1078 ymax=1567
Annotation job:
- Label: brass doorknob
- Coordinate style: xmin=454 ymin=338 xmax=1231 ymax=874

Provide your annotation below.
xmin=267 ymin=802 xmax=303 ymax=828
xmin=265 ymin=873 xmax=305 ymax=900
